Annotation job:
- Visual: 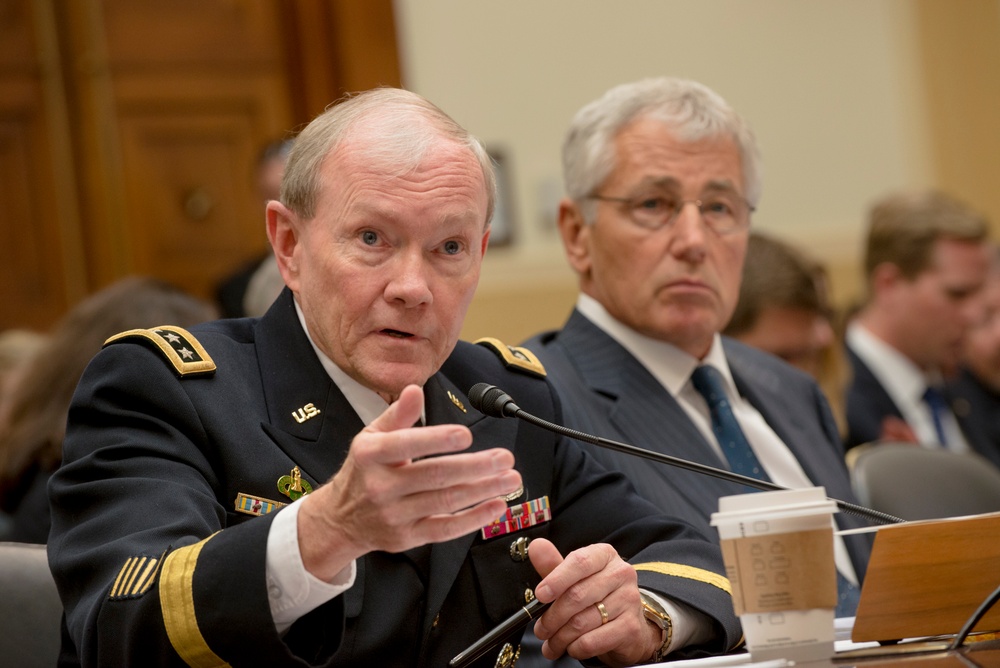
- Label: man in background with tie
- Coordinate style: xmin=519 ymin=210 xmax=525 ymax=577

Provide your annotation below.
xmin=523 ymin=77 xmax=870 ymax=619
xmin=844 ymin=190 xmax=992 ymax=453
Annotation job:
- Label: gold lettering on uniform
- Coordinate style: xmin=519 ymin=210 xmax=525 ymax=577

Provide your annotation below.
xmin=292 ymin=403 xmax=321 ymax=424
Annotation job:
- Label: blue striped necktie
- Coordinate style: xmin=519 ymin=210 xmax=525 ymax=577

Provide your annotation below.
xmin=690 ymin=364 xmax=861 ymax=616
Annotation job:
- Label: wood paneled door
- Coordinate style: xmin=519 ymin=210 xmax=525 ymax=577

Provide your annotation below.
xmin=0 ymin=0 xmax=400 ymax=330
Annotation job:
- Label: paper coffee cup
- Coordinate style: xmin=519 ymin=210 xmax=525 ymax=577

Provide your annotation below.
xmin=710 ymin=487 xmax=838 ymax=663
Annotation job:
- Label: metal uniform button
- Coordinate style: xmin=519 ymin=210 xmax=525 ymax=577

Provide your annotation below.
xmin=524 ymin=588 xmax=535 ymax=604
xmin=432 ymin=612 xmax=440 ymax=628
xmin=495 ymin=642 xmax=521 ymax=668
xmin=509 ymin=536 xmax=530 ymax=562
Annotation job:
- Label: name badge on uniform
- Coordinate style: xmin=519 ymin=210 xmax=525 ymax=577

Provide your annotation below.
xmin=481 ymin=496 xmax=551 ymax=540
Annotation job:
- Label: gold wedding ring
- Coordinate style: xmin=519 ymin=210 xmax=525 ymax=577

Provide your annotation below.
xmin=596 ymin=601 xmax=609 ymax=625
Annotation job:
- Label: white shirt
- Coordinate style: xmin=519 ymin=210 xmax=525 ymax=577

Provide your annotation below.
xmin=577 ymin=294 xmax=859 ymax=585
xmin=846 ymin=322 xmax=969 ymax=453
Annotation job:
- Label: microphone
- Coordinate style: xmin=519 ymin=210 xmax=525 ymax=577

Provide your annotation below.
xmin=467 ymin=382 xmax=902 ymax=526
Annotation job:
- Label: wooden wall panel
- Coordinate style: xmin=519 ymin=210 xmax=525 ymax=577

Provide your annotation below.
xmin=914 ymin=0 xmax=1000 ymax=234
xmin=116 ymin=106 xmax=269 ymax=297
xmin=100 ymin=0 xmax=281 ymax=68
xmin=0 ymin=83 xmax=70 ymax=327
xmin=283 ymin=0 xmax=402 ymax=121
xmin=0 ymin=0 xmax=401 ymax=330
xmin=0 ymin=0 xmax=83 ymax=330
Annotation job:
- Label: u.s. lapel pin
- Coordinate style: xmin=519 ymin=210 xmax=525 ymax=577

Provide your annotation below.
xmin=292 ymin=402 xmax=321 ymax=424
xmin=277 ymin=466 xmax=314 ymax=501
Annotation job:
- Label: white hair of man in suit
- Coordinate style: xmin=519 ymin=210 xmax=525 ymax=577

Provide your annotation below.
xmin=563 ymin=77 xmax=762 ymax=225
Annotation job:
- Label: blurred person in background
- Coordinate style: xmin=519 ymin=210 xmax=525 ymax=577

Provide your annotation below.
xmin=0 ymin=277 xmax=216 ymax=543
xmin=0 ymin=328 xmax=49 ymax=537
xmin=724 ymin=231 xmax=848 ymax=435
xmin=946 ymin=246 xmax=1000 ymax=468
xmin=216 ymin=138 xmax=294 ymax=318
xmin=0 ymin=328 xmax=48 ymax=419
xmin=844 ymin=190 xmax=992 ymax=452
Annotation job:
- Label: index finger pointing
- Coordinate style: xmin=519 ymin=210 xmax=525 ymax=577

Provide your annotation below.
xmin=365 ymin=384 xmax=424 ymax=435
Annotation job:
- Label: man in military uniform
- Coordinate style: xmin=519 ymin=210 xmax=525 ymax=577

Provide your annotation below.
xmin=48 ymin=88 xmax=742 ymax=667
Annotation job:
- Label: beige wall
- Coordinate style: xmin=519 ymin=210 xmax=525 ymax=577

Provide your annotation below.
xmin=394 ymin=0 xmax=941 ymax=343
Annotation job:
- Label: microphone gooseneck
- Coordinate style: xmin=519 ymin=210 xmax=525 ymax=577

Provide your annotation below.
xmin=467 ymin=383 xmax=904 ymax=527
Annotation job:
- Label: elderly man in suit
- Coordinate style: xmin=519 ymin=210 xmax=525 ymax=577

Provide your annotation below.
xmin=524 ymin=77 xmax=871 ymax=619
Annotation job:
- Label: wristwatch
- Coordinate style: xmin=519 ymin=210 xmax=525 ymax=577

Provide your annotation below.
xmin=640 ymin=593 xmax=674 ymax=663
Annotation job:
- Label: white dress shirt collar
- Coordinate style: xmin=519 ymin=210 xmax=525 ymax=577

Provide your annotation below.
xmin=846 ymin=321 xmax=933 ymax=407
xmin=576 ymin=293 xmax=735 ymax=395
xmin=294 ymin=299 xmax=416 ymax=426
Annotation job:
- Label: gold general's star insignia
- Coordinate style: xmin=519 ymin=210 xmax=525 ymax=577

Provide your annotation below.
xmin=104 ymin=326 xmax=216 ymax=377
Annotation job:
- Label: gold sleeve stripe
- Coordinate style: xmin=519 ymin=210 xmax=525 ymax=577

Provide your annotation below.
xmin=137 ymin=555 xmax=164 ymax=596
xmin=122 ymin=557 xmax=147 ymax=596
xmin=634 ymin=562 xmax=733 ymax=595
xmin=160 ymin=535 xmax=231 ymax=668
xmin=130 ymin=557 xmax=159 ymax=596
xmin=111 ymin=558 xmax=138 ymax=598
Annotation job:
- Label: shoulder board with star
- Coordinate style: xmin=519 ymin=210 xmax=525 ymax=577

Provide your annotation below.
xmin=474 ymin=337 xmax=546 ymax=378
xmin=104 ymin=326 xmax=216 ymax=377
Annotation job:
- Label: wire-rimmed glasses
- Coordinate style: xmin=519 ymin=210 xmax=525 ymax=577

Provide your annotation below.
xmin=587 ymin=191 xmax=754 ymax=234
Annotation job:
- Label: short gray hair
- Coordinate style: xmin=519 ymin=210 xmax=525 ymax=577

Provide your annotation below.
xmin=562 ymin=77 xmax=762 ymax=219
xmin=281 ymin=88 xmax=497 ymax=227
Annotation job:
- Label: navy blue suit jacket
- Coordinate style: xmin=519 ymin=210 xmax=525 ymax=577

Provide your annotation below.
xmin=523 ymin=309 xmax=872 ymax=582
xmin=844 ymin=343 xmax=905 ymax=450
xmin=946 ymin=368 xmax=1000 ymax=468
xmin=846 ymin=345 xmax=1000 ymax=468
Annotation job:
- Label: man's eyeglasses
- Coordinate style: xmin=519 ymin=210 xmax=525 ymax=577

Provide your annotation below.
xmin=587 ymin=192 xmax=755 ymax=234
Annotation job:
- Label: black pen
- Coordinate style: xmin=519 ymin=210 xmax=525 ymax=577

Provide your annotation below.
xmin=449 ymin=597 xmax=552 ymax=668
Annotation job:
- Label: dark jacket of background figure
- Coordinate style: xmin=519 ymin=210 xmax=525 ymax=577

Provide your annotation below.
xmin=524 ymin=309 xmax=873 ymax=582
xmin=946 ymin=367 xmax=1000 ymax=468
xmin=48 ymin=290 xmax=742 ymax=668
xmin=846 ymin=344 xmax=1000 ymax=468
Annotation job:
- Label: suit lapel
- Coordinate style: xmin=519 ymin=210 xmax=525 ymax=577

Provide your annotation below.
xmin=554 ymin=313 xmax=747 ymax=519
xmin=421 ymin=374 xmax=494 ymax=637
xmin=255 ymin=289 xmax=363 ymax=486
xmin=724 ymin=339 xmax=834 ymax=494
xmin=560 ymin=312 xmax=724 ymax=470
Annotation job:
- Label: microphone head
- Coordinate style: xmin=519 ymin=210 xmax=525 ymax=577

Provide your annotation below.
xmin=468 ymin=383 xmax=516 ymax=418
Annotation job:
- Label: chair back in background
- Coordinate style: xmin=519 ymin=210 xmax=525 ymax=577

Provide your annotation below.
xmin=0 ymin=542 xmax=63 ymax=668
xmin=850 ymin=443 xmax=1000 ymax=521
